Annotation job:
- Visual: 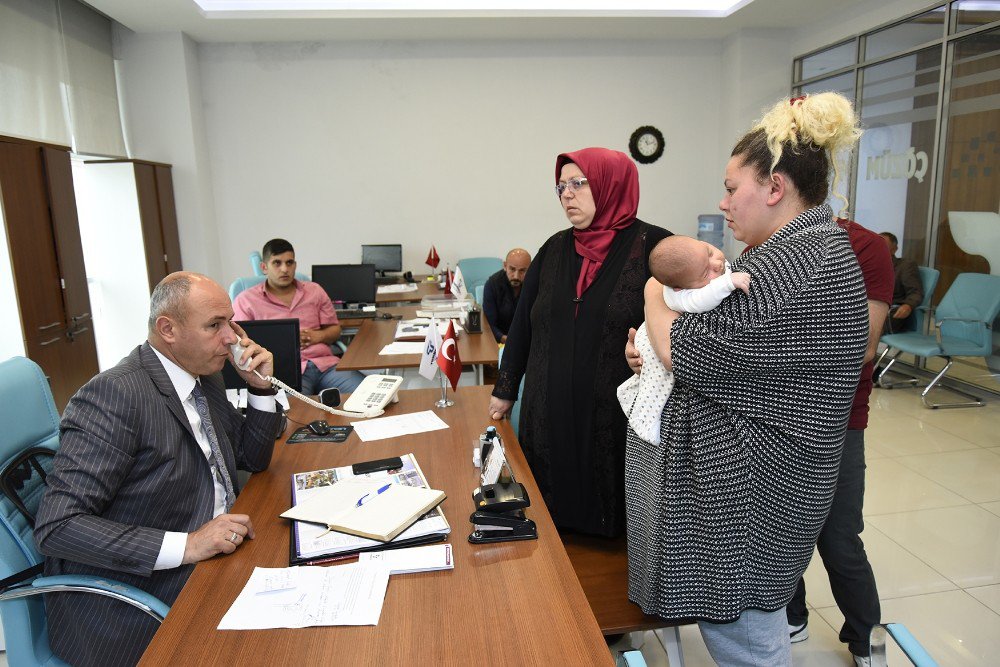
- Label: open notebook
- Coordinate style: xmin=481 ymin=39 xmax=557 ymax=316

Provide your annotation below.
xmin=281 ymin=480 xmax=445 ymax=542
xmin=285 ymin=453 xmax=451 ymax=565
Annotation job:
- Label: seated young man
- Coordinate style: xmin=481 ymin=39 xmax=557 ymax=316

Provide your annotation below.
xmin=233 ymin=239 xmax=365 ymax=394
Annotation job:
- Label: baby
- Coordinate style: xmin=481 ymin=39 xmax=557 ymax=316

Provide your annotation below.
xmin=618 ymin=235 xmax=751 ymax=445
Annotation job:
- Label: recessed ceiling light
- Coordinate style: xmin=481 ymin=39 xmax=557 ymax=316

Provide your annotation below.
xmin=192 ymin=0 xmax=755 ymax=18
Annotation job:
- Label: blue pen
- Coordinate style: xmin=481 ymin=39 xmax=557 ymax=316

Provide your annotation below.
xmin=356 ymin=483 xmax=392 ymax=507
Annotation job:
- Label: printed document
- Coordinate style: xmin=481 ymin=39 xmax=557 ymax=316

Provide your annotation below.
xmin=351 ymin=410 xmax=449 ymax=442
xmin=218 ymin=565 xmax=389 ymax=629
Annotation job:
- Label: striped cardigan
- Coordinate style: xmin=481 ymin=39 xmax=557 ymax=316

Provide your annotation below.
xmin=625 ymin=204 xmax=868 ymax=621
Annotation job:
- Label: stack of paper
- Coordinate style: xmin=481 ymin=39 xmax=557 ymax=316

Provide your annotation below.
xmin=394 ymin=318 xmax=463 ymax=341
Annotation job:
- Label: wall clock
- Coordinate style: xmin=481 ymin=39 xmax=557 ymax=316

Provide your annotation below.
xmin=629 ymin=125 xmax=665 ymax=164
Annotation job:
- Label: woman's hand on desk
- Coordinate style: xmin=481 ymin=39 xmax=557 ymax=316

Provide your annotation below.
xmin=489 ymin=397 xmax=514 ymax=421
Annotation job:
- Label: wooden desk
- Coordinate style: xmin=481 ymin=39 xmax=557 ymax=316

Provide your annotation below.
xmin=337 ymin=311 xmax=498 ymax=381
xmin=375 ymin=279 xmax=441 ymax=305
xmin=140 ymin=386 xmax=612 ymax=666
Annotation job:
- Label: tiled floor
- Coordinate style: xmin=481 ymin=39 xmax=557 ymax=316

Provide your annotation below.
xmin=615 ymin=383 xmax=1000 ymax=666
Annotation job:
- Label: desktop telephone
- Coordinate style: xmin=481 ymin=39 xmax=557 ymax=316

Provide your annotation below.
xmin=229 ymin=343 xmax=392 ymax=419
xmin=342 ymin=375 xmax=403 ymax=413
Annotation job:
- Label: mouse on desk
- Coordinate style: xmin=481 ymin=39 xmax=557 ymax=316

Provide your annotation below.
xmin=307 ymin=420 xmax=332 ymax=436
xmin=377 ymin=312 xmax=395 ymax=320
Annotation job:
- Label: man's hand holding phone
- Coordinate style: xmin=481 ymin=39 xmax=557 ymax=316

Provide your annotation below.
xmin=229 ymin=321 xmax=275 ymax=390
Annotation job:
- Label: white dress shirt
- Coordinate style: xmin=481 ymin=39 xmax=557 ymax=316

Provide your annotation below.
xmin=150 ymin=347 xmax=275 ymax=569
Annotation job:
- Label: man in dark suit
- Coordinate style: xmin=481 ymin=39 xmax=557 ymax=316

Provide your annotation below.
xmin=35 ymin=272 xmax=282 ymax=667
xmin=482 ymin=248 xmax=531 ymax=343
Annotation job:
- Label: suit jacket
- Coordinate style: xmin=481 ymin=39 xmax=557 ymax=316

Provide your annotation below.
xmin=34 ymin=343 xmax=280 ymax=667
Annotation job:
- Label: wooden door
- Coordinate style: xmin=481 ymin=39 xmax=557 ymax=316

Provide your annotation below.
xmin=154 ymin=165 xmax=182 ymax=274
xmin=0 ymin=139 xmax=99 ymax=411
xmin=134 ymin=162 xmax=168 ymax=291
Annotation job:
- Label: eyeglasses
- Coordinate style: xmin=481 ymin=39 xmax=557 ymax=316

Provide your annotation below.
xmin=554 ymin=177 xmax=589 ymax=196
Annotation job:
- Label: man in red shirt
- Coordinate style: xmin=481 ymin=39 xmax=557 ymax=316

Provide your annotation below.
xmin=786 ymin=219 xmax=893 ymax=667
xmin=233 ymin=239 xmax=364 ymax=395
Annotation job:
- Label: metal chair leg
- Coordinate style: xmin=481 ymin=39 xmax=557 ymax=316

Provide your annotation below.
xmin=653 ymin=626 xmax=685 ymax=667
xmin=920 ymin=358 xmax=985 ymax=409
xmin=877 ymin=351 xmax=920 ymax=389
xmin=870 ymin=623 xmax=939 ymax=666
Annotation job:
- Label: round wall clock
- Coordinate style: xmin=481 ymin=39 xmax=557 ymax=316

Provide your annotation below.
xmin=629 ymin=125 xmax=665 ymax=164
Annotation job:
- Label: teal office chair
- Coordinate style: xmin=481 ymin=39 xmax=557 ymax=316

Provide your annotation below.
xmin=228 ymin=272 xmax=311 ymax=302
xmin=475 ymin=284 xmax=485 ymax=306
xmin=870 ymin=623 xmax=939 ymax=666
xmin=249 ymin=251 xmax=264 ymax=276
xmin=876 ymin=272 xmax=1000 ymax=408
xmin=875 ymin=266 xmax=939 ymax=385
xmin=0 ymin=357 xmax=169 ymax=666
xmin=457 ymin=257 xmax=502 ymax=299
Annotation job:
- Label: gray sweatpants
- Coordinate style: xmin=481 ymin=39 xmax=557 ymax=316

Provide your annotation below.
xmin=698 ymin=608 xmax=792 ymax=666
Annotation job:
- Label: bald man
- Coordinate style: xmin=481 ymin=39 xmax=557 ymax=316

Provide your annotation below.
xmin=482 ymin=248 xmax=531 ymax=343
xmin=35 ymin=272 xmax=282 ymax=667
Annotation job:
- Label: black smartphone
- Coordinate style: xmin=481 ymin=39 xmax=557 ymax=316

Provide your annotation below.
xmin=319 ymin=387 xmax=341 ymax=408
xmin=352 ymin=456 xmax=403 ymax=475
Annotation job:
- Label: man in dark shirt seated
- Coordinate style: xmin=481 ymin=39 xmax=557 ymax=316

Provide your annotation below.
xmin=482 ymin=248 xmax=531 ymax=343
xmin=879 ymin=232 xmax=923 ymax=333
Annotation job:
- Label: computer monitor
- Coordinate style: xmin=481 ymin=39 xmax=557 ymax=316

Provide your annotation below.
xmin=361 ymin=244 xmax=402 ymax=277
xmin=222 ymin=318 xmax=301 ymax=392
xmin=311 ymin=263 xmax=377 ymax=305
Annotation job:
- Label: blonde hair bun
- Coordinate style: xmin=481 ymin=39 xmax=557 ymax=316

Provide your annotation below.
xmin=757 ymin=92 xmax=863 ymax=213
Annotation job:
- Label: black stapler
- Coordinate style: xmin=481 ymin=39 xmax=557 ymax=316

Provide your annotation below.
xmin=468 ymin=428 xmax=538 ymax=544
xmin=469 ymin=509 xmax=537 ymax=544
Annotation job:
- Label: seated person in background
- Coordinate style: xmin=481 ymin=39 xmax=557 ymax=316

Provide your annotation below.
xmin=482 ymin=247 xmax=531 ymax=343
xmin=617 ymin=235 xmax=750 ymax=445
xmin=879 ymin=231 xmax=922 ymax=333
xmin=34 ymin=272 xmax=282 ymax=667
xmin=233 ymin=238 xmax=364 ymax=394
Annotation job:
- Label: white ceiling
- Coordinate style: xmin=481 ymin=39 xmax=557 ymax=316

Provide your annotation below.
xmin=85 ymin=0 xmax=840 ymax=42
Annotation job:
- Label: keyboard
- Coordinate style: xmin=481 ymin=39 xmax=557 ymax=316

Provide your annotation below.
xmin=375 ymin=275 xmax=401 ymax=285
xmin=335 ymin=308 xmax=376 ymax=319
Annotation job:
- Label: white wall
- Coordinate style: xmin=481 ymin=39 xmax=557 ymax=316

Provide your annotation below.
xmin=198 ymin=39 xmax=726 ymax=282
xmin=110 ymin=4 xmax=932 ymax=284
xmin=114 ymin=29 xmax=221 ymax=282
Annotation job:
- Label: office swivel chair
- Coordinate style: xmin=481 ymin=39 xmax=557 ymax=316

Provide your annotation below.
xmin=249 ymin=251 xmax=265 ymax=276
xmin=457 ymin=257 xmax=502 ymax=300
xmin=876 ymin=272 xmax=1000 ymax=408
xmin=0 ymin=357 xmax=169 ymax=666
xmin=875 ymin=266 xmax=939 ymax=383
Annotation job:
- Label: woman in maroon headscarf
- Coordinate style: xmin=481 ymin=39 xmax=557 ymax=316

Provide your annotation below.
xmin=488 ymin=147 xmax=671 ymax=537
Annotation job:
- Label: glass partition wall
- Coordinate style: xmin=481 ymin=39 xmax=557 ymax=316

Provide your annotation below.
xmin=794 ymin=1 xmax=1000 ymax=394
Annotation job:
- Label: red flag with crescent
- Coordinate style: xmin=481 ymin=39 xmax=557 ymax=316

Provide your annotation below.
xmin=436 ymin=320 xmax=462 ymax=390
xmin=443 ymin=266 xmax=452 ymax=293
xmin=425 ymin=245 xmax=440 ymax=269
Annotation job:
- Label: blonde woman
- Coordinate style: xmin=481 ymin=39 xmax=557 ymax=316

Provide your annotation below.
xmin=624 ymin=93 xmax=868 ymax=666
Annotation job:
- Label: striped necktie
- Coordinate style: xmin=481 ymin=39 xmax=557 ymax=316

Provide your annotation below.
xmin=190 ymin=382 xmax=235 ymax=511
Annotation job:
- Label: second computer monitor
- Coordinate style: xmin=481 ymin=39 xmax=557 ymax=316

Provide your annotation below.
xmin=311 ymin=263 xmax=377 ymax=305
xmin=361 ymin=244 xmax=402 ymax=277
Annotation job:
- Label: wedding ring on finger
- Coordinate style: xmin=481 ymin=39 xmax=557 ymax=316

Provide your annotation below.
xmin=229 ymin=531 xmax=239 ymax=544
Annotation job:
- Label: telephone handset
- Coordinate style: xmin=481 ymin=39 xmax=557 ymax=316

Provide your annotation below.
xmin=342 ymin=375 xmax=403 ymax=414
xmin=228 ymin=343 xmax=389 ymax=419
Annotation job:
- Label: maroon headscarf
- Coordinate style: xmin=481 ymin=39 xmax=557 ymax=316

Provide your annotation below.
xmin=555 ymin=147 xmax=639 ymax=299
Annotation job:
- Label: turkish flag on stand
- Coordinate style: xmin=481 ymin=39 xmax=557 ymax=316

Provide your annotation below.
xmin=425 ymin=246 xmax=440 ymax=269
xmin=443 ymin=266 xmax=452 ymax=293
xmin=436 ymin=320 xmax=462 ymax=391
